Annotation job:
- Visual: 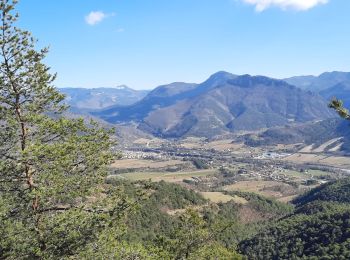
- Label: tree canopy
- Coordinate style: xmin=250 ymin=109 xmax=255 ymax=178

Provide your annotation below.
xmin=0 ymin=0 xmax=137 ymax=258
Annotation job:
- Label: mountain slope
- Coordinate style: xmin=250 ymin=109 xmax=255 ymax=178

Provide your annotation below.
xmin=284 ymin=71 xmax=350 ymax=92
xmin=145 ymin=76 xmax=333 ymax=137
xmin=59 ymin=86 xmax=149 ymax=110
xmin=95 ymin=71 xmax=237 ymax=123
xmin=95 ymin=72 xmax=334 ymax=138
xmin=320 ymin=82 xmax=350 ymax=108
xmin=242 ymin=118 xmax=350 ymax=152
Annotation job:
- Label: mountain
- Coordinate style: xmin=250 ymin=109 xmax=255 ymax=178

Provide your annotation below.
xmin=59 ymin=86 xmax=150 ymax=110
xmin=96 ymin=82 xmax=198 ymax=121
xmin=94 ymin=72 xmax=335 ymax=138
xmin=95 ymin=71 xmax=237 ymax=123
xmin=284 ymin=71 xmax=350 ymax=92
xmin=320 ymin=82 xmax=350 ymax=108
xmin=242 ymin=118 xmax=350 ymax=153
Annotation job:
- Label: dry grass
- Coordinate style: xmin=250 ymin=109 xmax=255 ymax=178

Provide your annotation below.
xmin=111 ymin=159 xmax=186 ymax=169
xmin=313 ymin=138 xmax=342 ymax=153
xmin=120 ymin=169 xmax=217 ymax=182
xmin=180 ymin=138 xmax=245 ymax=151
xmin=205 ymin=140 xmax=244 ymax=151
xmin=200 ymin=192 xmax=248 ymax=204
xmin=299 ymin=145 xmax=315 ymax=153
xmin=132 ymin=137 xmax=165 ymax=145
xmin=238 ymin=206 xmax=265 ymax=224
xmin=223 ymin=181 xmax=282 ymax=192
xmin=222 ymin=180 xmax=298 ymax=200
xmin=298 ymin=138 xmax=343 ymax=153
xmin=277 ymin=195 xmax=298 ymax=203
xmin=284 ymin=153 xmax=350 ymax=168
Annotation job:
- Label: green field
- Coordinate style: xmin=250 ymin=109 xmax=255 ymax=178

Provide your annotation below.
xmin=283 ymin=169 xmax=331 ymax=179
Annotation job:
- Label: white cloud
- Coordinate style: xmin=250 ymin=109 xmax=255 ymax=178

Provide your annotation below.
xmin=85 ymin=11 xmax=107 ymax=25
xmin=241 ymin=0 xmax=328 ymax=12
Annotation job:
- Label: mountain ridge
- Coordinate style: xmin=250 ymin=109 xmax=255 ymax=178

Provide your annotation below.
xmin=59 ymin=86 xmax=150 ymax=110
xmin=93 ymin=72 xmax=335 ymax=138
xmin=284 ymin=71 xmax=350 ymax=91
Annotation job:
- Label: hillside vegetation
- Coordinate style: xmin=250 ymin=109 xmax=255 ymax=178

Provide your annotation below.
xmin=239 ymin=177 xmax=350 ymax=259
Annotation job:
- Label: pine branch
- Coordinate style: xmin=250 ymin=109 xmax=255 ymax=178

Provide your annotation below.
xmin=329 ymin=98 xmax=350 ymax=120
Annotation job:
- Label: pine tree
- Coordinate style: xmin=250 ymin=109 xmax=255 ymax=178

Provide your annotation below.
xmin=0 ymin=1 xmax=133 ymax=258
xmin=156 ymin=209 xmax=242 ymax=259
xmin=329 ymin=98 xmax=350 ymax=120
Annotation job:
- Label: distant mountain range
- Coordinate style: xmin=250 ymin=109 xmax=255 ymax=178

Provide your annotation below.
xmin=59 ymin=86 xmax=150 ymax=110
xmin=93 ymin=72 xmax=335 ymax=138
xmin=285 ymin=71 xmax=350 ymax=120
xmin=320 ymin=81 xmax=350 ymax=108
xmin=60 ymin=71 xmax=350 ymax=141
xmin=284 ymin=71 xmax=350 ymax=92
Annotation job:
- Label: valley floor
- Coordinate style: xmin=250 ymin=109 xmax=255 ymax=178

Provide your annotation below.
xmin=110 ymin=136 xmax=350 ymax=203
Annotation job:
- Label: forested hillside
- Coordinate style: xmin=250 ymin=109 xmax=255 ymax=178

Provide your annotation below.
xmin=105 ymin=178 xmax=294 ymax=258
xmin=239 ymin=178 xmax=350 ymax=259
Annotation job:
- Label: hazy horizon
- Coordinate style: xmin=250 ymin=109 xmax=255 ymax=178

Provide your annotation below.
xmin=57 ymin=70 xmax=349 ymax=90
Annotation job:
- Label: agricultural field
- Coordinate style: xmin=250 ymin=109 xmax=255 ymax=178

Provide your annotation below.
xmin=282 ymin=169 xmax=331 ymax=179
xmin=132 ymin=137 xmax=168 ymax=146
xmin=222 ymin=180 xmax=300 ymax=202
xmin=110 ymin=137 xmax=348 ymax=208
xmin=118 ymin=169 xmax=217 ymax=182
xmin=110 ymin=159 xmax=188 ymax=169
xmin=284 ymin=153 xmax=350 ymax=168
xmin=200 ymin=192 xmax=248 ymax=204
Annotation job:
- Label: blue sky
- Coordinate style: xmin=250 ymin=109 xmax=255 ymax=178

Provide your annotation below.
xmin=17 ymin=0 xmax=350 ymax=89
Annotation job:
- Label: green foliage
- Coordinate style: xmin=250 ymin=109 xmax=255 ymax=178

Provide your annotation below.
xmin=123 ymin=180 xmax=207 ymax=242
xmin=188 ymin=242 xmax=243 ymax=260
xmin=295 ymin=201 xmax=350 ymax=215
xmin=118 ymin=180 xmax=292 ymax=256
xmin=156 ymin=209 xmax=242 ymax=260
xmin=239 ymin=179 xmax=350 ymax=259
xmin=149 ymin=180 xmax=207 ymax=208
xmin=108 ymin=180 xmax=258 ymax=258
xmin=239 ymin=206 xmax=350 ymax=259
xmin=219 ymin=166 xmax=236 ymax=177
xmin=192 ymin=158 xmax=209 ymax=169
xmin=78 ymin=241 xmax=170 ymax=260
xmin=329 ymin=98 xmax=350 ymax=120
xmin=225 ymin=190 xmax=294 ymax=217
xmin=202 ymin=201 xmax=266 ymax=248
xmin=0 ymin=1 xmax=135 ymax=258
xmin=293 ymin=177 xmax=350 ymax=206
